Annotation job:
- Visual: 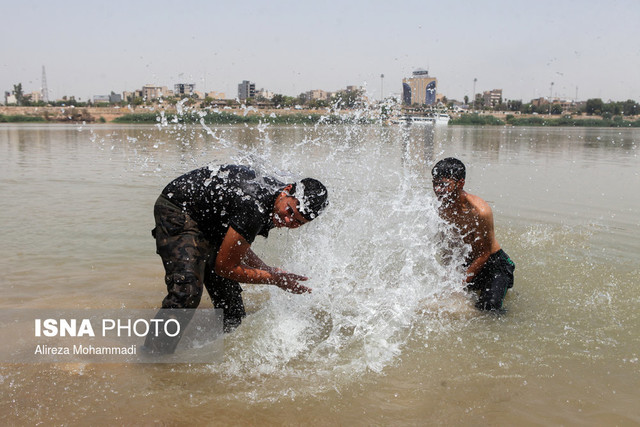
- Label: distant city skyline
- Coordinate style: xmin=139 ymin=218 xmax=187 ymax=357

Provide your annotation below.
xmin=2 ymin=0 xmax=639 ymax=103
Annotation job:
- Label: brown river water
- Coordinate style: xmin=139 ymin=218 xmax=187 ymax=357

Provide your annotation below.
xmin=0 ymin=123 xmax=638 ymax=425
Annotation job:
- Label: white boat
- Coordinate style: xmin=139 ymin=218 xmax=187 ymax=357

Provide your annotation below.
xmin=393 ymin=112 xmax=450 ymax=125
xmin=394 ymin=115 xmax=434 ymax=125
xmin=434 ymin=113 xmax=450 ymax=125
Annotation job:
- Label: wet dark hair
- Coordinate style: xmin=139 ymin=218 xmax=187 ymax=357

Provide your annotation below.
xmin=289 ymin=178 xmax=329 ymax=221
xmin=432 ymin=157 xmax=466 ymax=181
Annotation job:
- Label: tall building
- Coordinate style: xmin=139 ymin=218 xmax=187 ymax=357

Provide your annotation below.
xmin=27 ymin=91 xmax=42 ymax=103
xmin=142 ymin=85 xmax=169 ymax=100
xmin=256 ymin=88 xmax=274 ymax=100
xmin=305 ymin=89 xmax=331 ymax=101
xmin=402 ymin=69 xmax=437 ymax=106
xmin=109 ymin=91 xmax=122 ymax=103
xmin=174 ymin=83 xmax=195 ymax=97
xmin=482 ymin=89 xmax=503 ymax=107
xmin=4 ymin=91 xmax=17 ymax=105
xmin=237 ymin=80 xmax=255 ymax=100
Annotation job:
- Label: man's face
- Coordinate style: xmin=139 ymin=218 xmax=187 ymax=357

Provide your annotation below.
xmin=272 ymin=194 xmax=310 ymax=229
xmin=432 ymin=177 xmax=462 ymax=203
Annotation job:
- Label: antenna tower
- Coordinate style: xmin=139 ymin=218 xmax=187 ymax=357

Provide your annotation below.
xmin=41 ymin=66 xmax=49 ymax=103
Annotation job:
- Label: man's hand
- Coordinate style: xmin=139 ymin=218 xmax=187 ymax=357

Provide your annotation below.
xmin=271 ymin=269 xmax=312 ymax=294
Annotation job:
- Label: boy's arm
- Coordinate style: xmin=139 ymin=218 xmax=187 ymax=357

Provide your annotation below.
xmin=243 ymin=247 xmax=271 ymax=271
xmin=215 ymin=227 xmax=311 ymax=293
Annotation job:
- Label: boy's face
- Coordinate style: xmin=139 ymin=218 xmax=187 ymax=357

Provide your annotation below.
xmin=272 ymin=186 xmax=310 ymax=229
xmin=432 ymin=177 xmax=463 ymax=203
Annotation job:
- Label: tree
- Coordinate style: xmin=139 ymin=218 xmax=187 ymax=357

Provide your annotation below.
xmin=520 ymin=103 xmax=534 ymax=114
xmin=600 ymin=101 xmax=622 ymax=116
xmin=494 ymin=100 xmax=508 ymax=111
xmin=474 ymin=93 xmax=484 ymax=109
xmin=534 ymin=103 xmax=550 ymax=114
xmin=12 ymin=83 xmax=24 ymax=106
xmin=508 ymin=100 xmax=522 ymax=112
xmin=271 ymin=94 xmax=298 ymax=108
xmin=585 ymin=98 xmax=604 ymax=116
xmin=334 ymin=89 xmax=364 ymax=109
xmin=622 ymin=99 xmax=639 ymax=116
xmin=308 ymin=99 xmax=328 ymax=109
xmin=464 ymin=95 xmax=469 ymax=105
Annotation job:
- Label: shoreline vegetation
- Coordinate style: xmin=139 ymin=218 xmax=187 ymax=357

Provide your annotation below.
xmin=112 ymin=111 xmax=356 ymax=125
xmin=1 ymin=107 xmax=639 ymax=127
xmin=0 ymin=114 xmax=47 ymax=123
xmin=449 ymin=113 xmax=640 ymax=127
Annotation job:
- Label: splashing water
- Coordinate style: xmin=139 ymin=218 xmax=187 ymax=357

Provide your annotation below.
xmin=131 ymin=103 xmax=475 ymax=400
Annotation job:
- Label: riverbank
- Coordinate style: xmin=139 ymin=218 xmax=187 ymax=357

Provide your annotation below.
xmin=110 ymin=111 xmax=363 ymax=125
xmin=2 ymin=106 xmax=640 ymax=127
xmin=0 ymin=105 xmax=336 ymax=124
xmin=0 ymin=106 xmax=125 ymax=122
xmin=450 ymin=113 xmax=640 ymax=127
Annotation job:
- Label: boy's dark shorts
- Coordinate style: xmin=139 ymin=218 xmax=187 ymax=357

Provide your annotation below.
xmin=466 ymin=249 xmax=515 ymax=312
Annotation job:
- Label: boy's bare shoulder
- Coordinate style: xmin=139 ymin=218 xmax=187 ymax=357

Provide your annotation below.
xmin=465 ymin=192 xmax=493 ymax=218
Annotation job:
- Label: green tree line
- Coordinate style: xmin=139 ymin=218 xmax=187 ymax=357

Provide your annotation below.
xmin=452 ymin=97 xmax=639 ymax=117
xmin=450 ymin=113 xmax=640 ymax=127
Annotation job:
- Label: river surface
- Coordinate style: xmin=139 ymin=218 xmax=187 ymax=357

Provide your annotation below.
xmin=1 ymin=123 xmax=639 ymax=425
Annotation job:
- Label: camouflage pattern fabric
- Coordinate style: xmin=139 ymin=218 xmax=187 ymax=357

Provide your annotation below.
xmin=152 ymin=194 xmax=246 ymax=330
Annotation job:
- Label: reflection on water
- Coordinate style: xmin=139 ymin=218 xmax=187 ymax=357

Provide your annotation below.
xmin=0 ymin=123 xmax=639 ymax=425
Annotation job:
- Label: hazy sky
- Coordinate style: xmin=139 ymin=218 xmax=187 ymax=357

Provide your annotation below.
xmin=3 ymin=0 xmax=639 ymax=103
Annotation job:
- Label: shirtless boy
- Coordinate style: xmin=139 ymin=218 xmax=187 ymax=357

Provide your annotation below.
xmin=431 ymin=158 xmax=515 ymax=311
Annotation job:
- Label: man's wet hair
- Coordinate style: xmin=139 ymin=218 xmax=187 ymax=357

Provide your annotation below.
xmin=432 ymin=157 xmax=466 ymax=181
xmin=289 ymin=178 xmax=329 ymax=221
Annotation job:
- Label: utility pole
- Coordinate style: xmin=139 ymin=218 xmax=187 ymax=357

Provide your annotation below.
xmin=41 ymin=66 xmax=49 ymax=103
xmin=380 ymin=74 xmax=384 ymax=101
xmin=549 ymin=82 xmax=554 ymax=116
xmin=473 ymin=78 xmax=477 ymax=111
